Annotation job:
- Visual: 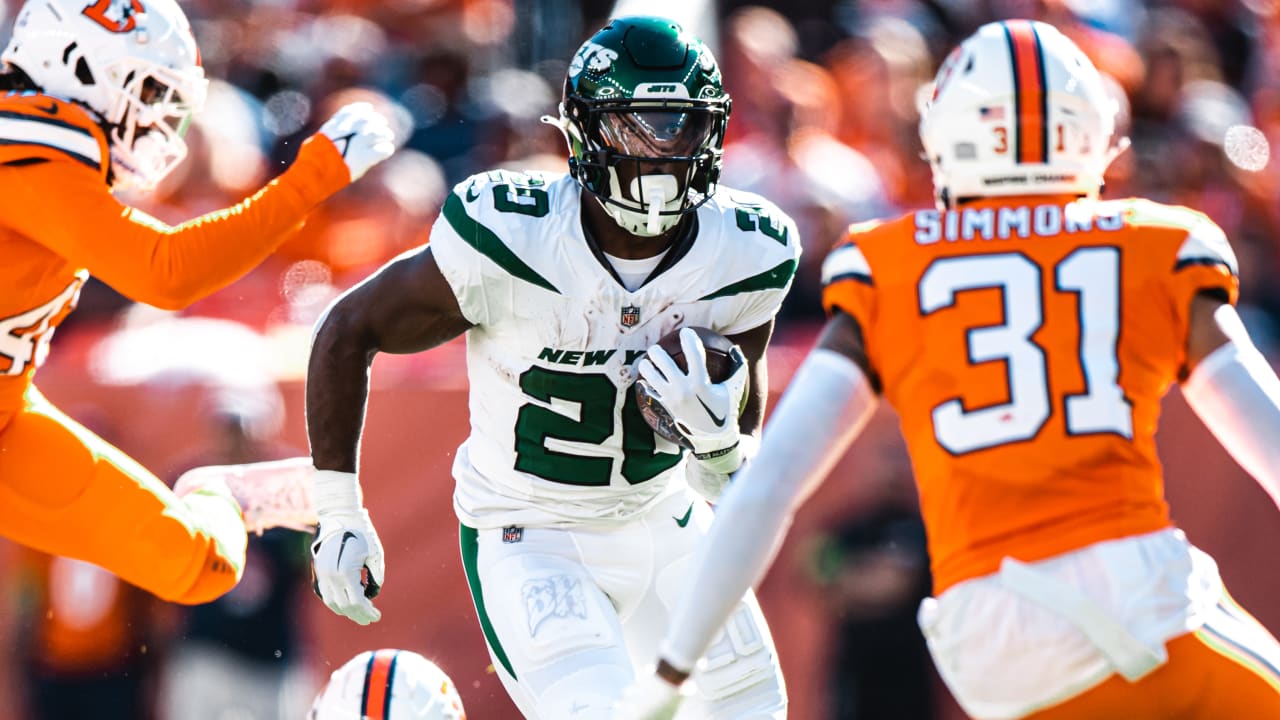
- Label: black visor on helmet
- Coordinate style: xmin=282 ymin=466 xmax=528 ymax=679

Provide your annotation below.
xmin=569 ymin=96 xmax=726 ymax=201
xmin=596 ymin=108 xmax=716 ymax=158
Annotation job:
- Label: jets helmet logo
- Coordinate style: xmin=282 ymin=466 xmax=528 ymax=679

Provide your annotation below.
xmin=569 ymin=41 xmax=618 ymax=78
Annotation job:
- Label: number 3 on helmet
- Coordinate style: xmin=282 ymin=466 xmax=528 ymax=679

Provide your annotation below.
xmin=919 ymin=20 xmax=1128 ymax=209
xmin=2 ymin=0 xmax=208 ymax=190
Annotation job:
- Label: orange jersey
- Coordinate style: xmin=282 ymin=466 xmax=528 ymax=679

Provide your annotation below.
xmin=0 ymin=92 xmax=349 ymax=411
xmin=821 ymin=195 xmax=1239 ymax=593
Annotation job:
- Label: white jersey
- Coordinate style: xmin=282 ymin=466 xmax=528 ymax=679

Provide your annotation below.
xmin=430 ymin=170 xmax=800 ymax=528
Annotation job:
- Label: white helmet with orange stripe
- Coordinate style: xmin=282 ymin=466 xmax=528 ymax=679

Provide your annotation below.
xmin=919 ymin=19 xmax=1126 ymax=208
xmin=309 ymin=649 xmax=466 ymax=720
xmin=1 ymin=0 xmax=208 ymax=190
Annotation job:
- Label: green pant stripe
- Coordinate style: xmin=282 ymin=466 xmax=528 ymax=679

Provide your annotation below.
xmin=458 ymin=524 xmax=517 ymax=680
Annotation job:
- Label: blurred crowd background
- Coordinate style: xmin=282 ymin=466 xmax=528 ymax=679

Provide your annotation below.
xmin=3 ymin=0 xmax=1280 ymax=718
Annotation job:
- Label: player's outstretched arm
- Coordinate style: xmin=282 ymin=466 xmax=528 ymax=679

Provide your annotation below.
xmin=1182 ymin=292 xmax=1280 ymax=510
xmin=306 ymin=245 xmax=472 ymax=625
xmin=4 ymin=103 xmax=394 ymax=310
xmin=615 ymin=311 xmax=880 ymax=719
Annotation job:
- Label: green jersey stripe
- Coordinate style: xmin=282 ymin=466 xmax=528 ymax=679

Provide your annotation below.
xmin=443 ymin=193 xmax=560 ymax=293
xmin=459 ymin=524 xmax=518 ymax=680
xmin=698 ymin=258 xmax=797 ymax=300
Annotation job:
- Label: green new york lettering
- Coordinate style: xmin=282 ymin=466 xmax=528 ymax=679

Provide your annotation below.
xmin=583 ymin=349 xmax=617 ymax=366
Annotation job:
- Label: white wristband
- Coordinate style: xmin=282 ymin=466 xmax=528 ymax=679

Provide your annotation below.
xmin=694 ymin=433 xmax=758 ymax=475
xmin=314 ymin=469 xmax=363 ymax=517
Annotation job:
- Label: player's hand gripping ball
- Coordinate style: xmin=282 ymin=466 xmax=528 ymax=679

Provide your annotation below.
xmin=635 ymin=327 xmax=744 ymax=448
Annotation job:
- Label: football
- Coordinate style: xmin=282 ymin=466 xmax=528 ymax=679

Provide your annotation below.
xmin=635 ymin=327 xmax=741 ymax=447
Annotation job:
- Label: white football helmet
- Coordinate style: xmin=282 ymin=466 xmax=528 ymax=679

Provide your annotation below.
xmin=2 ymin=0 xmax=208 ymax=189
xmin=309 ymin=649 xmax=466 ymax=720
xmin=920 ymin=20 xmax=1126 ymax=207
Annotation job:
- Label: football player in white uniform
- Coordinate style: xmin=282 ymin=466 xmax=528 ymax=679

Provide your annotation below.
xmin=305 ymin=16 xmax=796 ymax=720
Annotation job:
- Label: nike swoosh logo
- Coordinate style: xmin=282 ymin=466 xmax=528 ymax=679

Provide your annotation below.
xmin=673 ymin=503 xmax=694 ymax=528
xmin=336 ymin=531 xmax=357 ymax=566
xmin=332 ymin=132 xmax=355 ymax=158
xmin=465 ymin=181 xmax=481 ymax=202
xmin=697 ymin=396 xmax=726 ymax=427
xmin=36 ymin=101 xmax=57 ymax=115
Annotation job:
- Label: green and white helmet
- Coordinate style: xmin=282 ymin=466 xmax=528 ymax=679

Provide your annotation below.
xmin=547 ymin=16 xmax=731 ymax=236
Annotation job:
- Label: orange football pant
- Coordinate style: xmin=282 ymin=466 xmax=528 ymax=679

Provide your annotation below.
xmin=0 ymin=386 xmax=246 ymax=604
xmin=1029 ymin=597 xmax=1280 ymax=719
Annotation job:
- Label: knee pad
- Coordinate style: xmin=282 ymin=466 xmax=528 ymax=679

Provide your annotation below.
xmin=691 ymin=601 xmax=782 ymax=702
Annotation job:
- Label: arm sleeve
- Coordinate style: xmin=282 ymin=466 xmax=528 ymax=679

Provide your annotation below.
xmin=2 ymin=135 xmax=350 ymax=310
xmin=1182 ymin=334 xmax=1280 ymax=510
xmin=658 ymin=348 xmax=878 ymax=671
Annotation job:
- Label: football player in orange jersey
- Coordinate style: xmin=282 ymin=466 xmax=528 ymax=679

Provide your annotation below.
xmin=618 ymin=19 xmax=1280 ymax=720
xmin=0 ymin=0 xmax=395 ymax=606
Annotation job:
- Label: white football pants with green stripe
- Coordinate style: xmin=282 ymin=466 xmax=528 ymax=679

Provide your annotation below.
xmin=459 ymin=488 xmax=788 ymax=719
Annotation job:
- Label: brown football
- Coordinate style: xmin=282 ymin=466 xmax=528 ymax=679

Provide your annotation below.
xmin=634 ymin=327 xmax=741 ymax=447
xmin=654 ymin=326 xmax=738 ymax=380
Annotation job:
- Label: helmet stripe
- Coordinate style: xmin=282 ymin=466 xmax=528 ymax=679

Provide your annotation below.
xmin=361 ymin=649 xmax=400 ymax=720
xmin=1003 ymin=20 xmax=1049 ymax=165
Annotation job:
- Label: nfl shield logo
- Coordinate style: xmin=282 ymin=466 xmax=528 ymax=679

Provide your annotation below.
xmin=502 ymin=526 xmax=524 ymax=544
xmin=620 ymin=305 xmax=641 ymax=327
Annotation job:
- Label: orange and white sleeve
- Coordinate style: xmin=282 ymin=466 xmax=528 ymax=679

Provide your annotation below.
xmin=820 ymin=223 xmax=879 ymax=334
xmin=0 ymin=135 xmax=351 ymax=309
xmin=1166 ymin=215 xmax=1240 ymax=361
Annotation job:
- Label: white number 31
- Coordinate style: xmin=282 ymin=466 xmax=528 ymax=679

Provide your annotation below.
xmin=919 ymin=249 xmax=1133 ymax=454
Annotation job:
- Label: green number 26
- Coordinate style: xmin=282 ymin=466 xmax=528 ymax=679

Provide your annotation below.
xmin=514 ymin=367 xmax=682 ymax=485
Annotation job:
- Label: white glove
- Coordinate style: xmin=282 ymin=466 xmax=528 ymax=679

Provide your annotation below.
xmin=317 ymin=102 xmax=395 ymax=182
xmin=636 ymin=327 xmax=749 ymax=474
xmin=613 ymin=672 xmax=685 ymax=720
xmin=310 ymin=469 xmax=385 ymax=625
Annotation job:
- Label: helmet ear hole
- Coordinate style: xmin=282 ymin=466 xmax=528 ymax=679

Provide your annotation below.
xmin=74 ymin=56 xmax=94 ymax=85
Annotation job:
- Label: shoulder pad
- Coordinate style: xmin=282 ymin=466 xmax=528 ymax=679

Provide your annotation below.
xmin=0 ymin=93 xmax=108 ymax=178
xmin=455 ymin=169 xmax=558 ymax=212
xmin=822 ymin=241 xmax=873 ymax=287
xmin=1115 ymin=198 xmax=1210 ymax=232
xmin=844 ymin=218 xmax=886 ymax=238
xmin=1116 ymin=198 xmax=1238 ymax=276
xmin=439 ymin=170 xmax=563 ymax=293
xmin=716 ymin=189 xmax=797 ymax=249
xmin=1175 ymin=215 xmax=1238 ymax=276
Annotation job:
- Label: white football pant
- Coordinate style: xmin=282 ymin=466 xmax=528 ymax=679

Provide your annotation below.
xmin=459 ymin=489 xmax=787 ymax=719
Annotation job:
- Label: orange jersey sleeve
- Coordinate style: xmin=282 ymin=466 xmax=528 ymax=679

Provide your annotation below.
xmin=0 ymin=95 xmax=350 ymax=310
xmin=821 ymin=196 xmax=1240 ymax=593
xmin=821 ymin=220 xmax=882 ymax=377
